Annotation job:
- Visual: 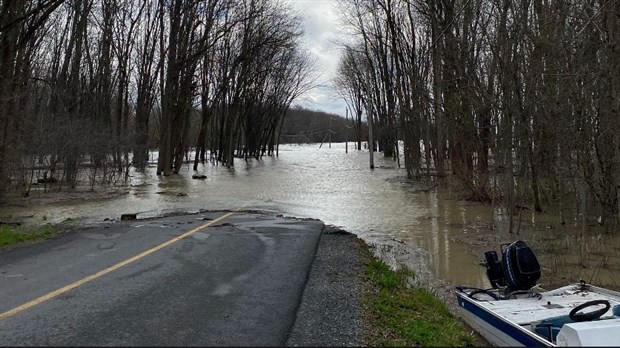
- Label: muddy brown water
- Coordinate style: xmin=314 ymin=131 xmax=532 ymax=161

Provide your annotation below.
xmin=2 ymin=143 xmax=618 ymax=291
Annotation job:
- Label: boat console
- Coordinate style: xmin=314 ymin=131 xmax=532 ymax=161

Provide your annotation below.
xmin=556 ymin=318 xmax=620 ymax=346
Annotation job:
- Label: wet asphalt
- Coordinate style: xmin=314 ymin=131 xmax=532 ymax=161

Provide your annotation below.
xmin=0 ymin=211 xmax=326 ymax=346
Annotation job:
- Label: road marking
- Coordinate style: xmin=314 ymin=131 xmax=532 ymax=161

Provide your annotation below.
xmin=0 ymin=210 xmax=237 ymax=321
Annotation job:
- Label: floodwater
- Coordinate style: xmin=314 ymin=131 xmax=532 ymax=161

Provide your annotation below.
xmin=2 ymin=143 xmax=619 ymax=290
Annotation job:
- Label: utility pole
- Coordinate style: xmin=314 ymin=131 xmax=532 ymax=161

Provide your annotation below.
xmin=360 ymin=80 xmax=374 ymax=169
xmin=345 ymin=108 xmax=349 ymax=154
xmin=329 ymin=117 xmax=332 ymax=149
xmin=368 ymin=110 xmax=374 ymax=169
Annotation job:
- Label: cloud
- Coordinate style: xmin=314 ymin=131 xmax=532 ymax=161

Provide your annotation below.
xmin=288 ymin=0 xmax=349 ymax=117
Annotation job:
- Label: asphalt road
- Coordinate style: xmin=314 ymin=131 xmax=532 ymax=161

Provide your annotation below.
xmin=0 ymin=210 xmax=324 ymax=346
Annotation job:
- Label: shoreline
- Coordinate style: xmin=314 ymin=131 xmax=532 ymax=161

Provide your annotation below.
xmin=288 ymin=224 xmax=485 ymax=346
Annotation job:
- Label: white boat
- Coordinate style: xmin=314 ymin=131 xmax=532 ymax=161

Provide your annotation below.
xmin=455 ymin=241 xmax=620 ymax=347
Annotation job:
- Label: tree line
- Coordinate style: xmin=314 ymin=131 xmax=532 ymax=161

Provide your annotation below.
xmin=0 ymin=0 xmax=313 ymax=201
xmin=280 ymin=107 xmax=360 ymax=144
xmin=335 ymin=0 xmax=620 ymax=229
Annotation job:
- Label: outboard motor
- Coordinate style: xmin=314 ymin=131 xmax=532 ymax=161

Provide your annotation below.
xmin=502 ymin=240 xmax=541 ymax=291
xmin=484 ymin=240 xmax=541 ymax=293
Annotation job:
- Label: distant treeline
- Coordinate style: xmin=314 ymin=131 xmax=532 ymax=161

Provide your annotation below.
xmin=279 ymin=108 xmax=365 ymax=145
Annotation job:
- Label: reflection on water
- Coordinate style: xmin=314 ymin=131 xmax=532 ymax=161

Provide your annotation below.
xmin=2 ymin=143 xmax=618 ymax=289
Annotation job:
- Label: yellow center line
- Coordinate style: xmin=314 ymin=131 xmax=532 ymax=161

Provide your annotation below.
xmin=0 ymin=210 xmax=238 ymax=321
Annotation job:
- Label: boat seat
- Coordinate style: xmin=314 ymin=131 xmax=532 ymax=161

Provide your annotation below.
xmin=614 ymin=304 xmax=620 ymax=318
xmin=532 ymin=315 xmax=573 ymax=342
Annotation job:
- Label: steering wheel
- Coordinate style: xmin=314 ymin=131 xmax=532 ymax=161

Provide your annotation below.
xmin=569 ymin=300 xmax=611 ymax=322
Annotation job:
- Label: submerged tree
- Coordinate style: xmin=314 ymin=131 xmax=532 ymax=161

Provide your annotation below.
xmin=335 ymin=0 xmax=620 ymax=228
xmin=0 ymin=0 xmax=313 ymax=200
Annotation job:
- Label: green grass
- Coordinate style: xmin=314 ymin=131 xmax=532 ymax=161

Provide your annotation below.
xmin=363 ymin=259 xmax=476 ymax=347
xmin=0 ymin=224 xmax=56 ymax=248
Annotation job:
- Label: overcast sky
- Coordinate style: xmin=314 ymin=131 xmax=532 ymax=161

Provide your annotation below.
xmin=288 ymin=0 xmax=349 ymax=117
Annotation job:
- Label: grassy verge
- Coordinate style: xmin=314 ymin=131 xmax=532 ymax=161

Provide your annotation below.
xmin=361 ymin=253 xmax=476 ymax=346
xmin=0 ymin=224 xmax=56 ymax=248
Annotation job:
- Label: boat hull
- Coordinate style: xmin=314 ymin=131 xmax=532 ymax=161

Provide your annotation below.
xmin=456 ymin=283 xmax=620 ymax=347
xmin=457 ymin=293 xmax=553 ymax=347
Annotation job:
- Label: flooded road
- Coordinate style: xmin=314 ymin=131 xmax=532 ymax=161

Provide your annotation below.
xmin=2 ymin=143 xmax=618 ymax=290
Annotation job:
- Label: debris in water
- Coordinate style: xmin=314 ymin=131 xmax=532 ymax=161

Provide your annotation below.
xmin=121 ymin=214 xmax=137 ymax=221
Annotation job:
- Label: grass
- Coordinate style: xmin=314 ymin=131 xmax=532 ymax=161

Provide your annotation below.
xmin=0 ymin=224 xmax=56 ymax=248
xmin=362 ymin=258 xmax=476 ymax=347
